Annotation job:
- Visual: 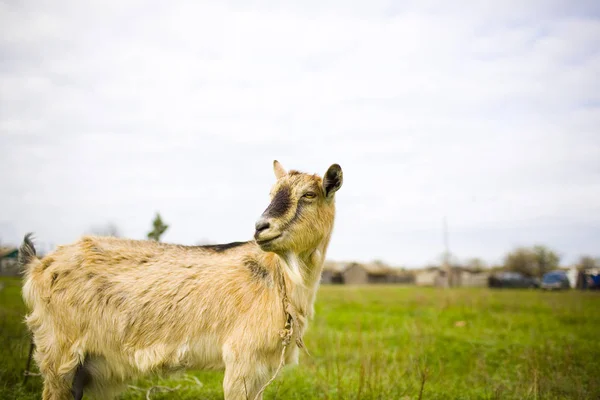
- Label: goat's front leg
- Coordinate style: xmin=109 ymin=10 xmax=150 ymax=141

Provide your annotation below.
xmin=222 ymin=353 xmax=272 ymax=400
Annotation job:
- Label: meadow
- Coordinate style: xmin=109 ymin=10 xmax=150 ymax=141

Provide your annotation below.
xmin=1 ymin=276 xmax=598 ymax=399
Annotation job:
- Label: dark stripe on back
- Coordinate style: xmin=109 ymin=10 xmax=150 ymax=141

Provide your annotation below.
xmin=263 ymin=186 xmax=291 ymax=218
xmin=197 ymin=241 xmax=248 ymax=252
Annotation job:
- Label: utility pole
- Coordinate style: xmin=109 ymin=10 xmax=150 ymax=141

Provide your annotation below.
xmin=443 ymin=216 xmax=452 ymax=287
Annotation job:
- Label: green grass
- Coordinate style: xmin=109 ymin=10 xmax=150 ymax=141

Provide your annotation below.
xmin=1 ymin=277 xmax=599 ymax=399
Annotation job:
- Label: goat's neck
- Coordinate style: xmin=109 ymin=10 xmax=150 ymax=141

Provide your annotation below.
xmin=279 ymin=234 xmax=331 ymax=322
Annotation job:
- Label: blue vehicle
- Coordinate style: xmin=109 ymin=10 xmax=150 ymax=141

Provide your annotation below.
xmin=541 ymin=270 xmax=571 ymax=290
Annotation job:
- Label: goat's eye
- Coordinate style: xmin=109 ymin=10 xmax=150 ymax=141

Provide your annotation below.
xmin=303 ymin=192 xmax=317 ymax=199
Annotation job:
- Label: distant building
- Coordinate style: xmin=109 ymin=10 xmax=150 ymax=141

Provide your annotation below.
xmin=415 ymin=267 xmax=446 ymax=286
xmin=321 ymin=261 xmax=413 ymax=284
xmin=342 ymin=262 xmax=391 ymax=284
xmin=567 ymin=267 xmax=578 ymax=288
xmin=454 ymin=268 xmax=490 ymax=287
xmin=388 ymin=268 xmax=415 ymax=284
xmin=415 ymin=266 xmax=489 ymax=287
xmin=321 ymin=261 xmax=345 ymax=284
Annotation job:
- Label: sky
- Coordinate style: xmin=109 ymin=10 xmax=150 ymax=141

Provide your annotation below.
xmin=1 ymin=0 xmax=599 ymax=267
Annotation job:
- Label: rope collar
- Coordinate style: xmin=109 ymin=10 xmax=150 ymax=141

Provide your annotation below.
xmin=254 ymin=267 xmax=310 ymax=400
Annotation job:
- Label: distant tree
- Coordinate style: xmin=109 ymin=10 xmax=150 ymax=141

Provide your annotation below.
xmin=576 ymin=255 xmax=599 ymax=270
xmin=532 ymin=245 xmax=560 ymax=277
xmin=89 ymin=223 xmax=121 ymax=237
xmin=504 ymin=245 xmax=560 ymax=278
xmin=147 ymin=213 xmax=169 ymax=242
xmin=488 ymin=265 xmax=506 ymax=273
xmin=465 ymin=257 xmax=487 ymax=272
xmin=504 ymin=247 xmax=537 ymax=277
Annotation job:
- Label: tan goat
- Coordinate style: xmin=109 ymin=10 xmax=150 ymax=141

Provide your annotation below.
xmin=20 ymin=160 xmax=343 ymax=400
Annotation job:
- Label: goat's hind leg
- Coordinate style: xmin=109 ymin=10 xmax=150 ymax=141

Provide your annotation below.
xmin=41 ymin=372 xmax=72 ymax=400
xmin=36 ymin=346 xmax=81 ymax=400
xmin=40 ymin=363 xmax=78 ymax=400
xmin=40 ymin=366 xmax=89 ymax=400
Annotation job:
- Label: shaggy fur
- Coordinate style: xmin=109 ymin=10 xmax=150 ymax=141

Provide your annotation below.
xmin=21 ymin=160 xmax=343 ymax=400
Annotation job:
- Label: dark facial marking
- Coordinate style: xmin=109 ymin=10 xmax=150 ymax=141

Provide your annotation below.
xmin=71 ymin=361 xmax=91 ymax=400
xmin=263 ymin=186 xmax=292 ymax=218
xmin=244 ymin=258 xmax=270 ymax=281
xmin=289 ymin=201 xmax=305 ymax=225
xmin=197 ymin=241 xmax=248 ymax=252
xmin=280 ymin=187 xmax=316 ymax=230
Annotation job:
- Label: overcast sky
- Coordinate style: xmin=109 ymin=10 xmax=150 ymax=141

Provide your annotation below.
xmin=1 ymin=0 xmax=599 ymax=267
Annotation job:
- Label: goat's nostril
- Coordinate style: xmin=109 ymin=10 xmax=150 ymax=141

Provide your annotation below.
xmin=255 ymin=220 xmax=270 ymax=233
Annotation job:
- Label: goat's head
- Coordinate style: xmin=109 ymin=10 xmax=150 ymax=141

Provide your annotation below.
xmin=254 ymin=160 xmax=343 ymax=254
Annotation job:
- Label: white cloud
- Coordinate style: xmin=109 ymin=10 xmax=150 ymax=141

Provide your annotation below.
xmin=1 ymin=0 xmax=599 ymax=266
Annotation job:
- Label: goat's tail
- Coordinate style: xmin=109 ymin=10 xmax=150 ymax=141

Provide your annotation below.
xmin=19 ymin=233 xmax=38 ymax=271
xmin=20 ymin=233 xmax=43 ymax=309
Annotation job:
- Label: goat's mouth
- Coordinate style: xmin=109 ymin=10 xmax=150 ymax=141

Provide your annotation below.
xmin=256 ymin=234 xmax=282 ymax=246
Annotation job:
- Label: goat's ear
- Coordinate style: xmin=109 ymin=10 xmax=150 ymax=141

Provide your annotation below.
xmin=273 ymin=160 xmax=287 ymax=179
xmin=323 ymin=164 xmax=343 ymax=198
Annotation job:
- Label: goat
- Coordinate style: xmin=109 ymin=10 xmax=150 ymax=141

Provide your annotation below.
xmin=20 ymin=160 xmax=343 ymax=400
